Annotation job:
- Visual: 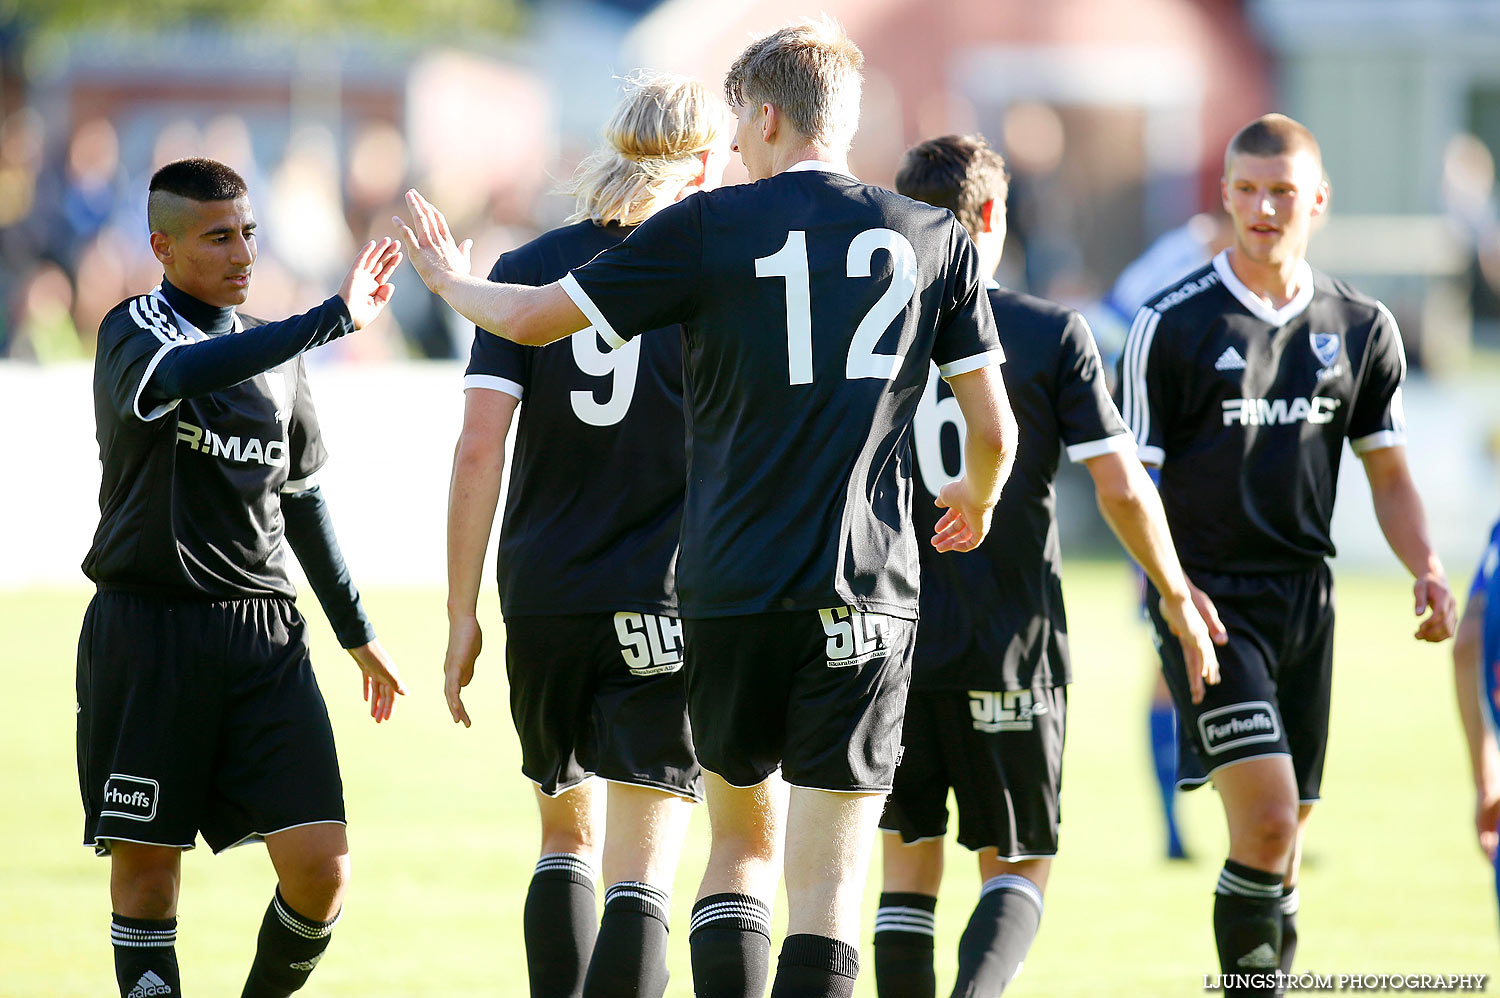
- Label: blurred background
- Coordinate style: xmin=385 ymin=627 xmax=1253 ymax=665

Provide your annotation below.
xmin=1 ymin=0 xmax=1499 ymax=581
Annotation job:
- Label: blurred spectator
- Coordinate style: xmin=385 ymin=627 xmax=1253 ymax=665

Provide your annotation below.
xmin=10 ymin=263 xmax=85 ymax=363
xmin=59 ymin=119 xmax=127 ymax=264
xmin=1443 ymin=132 xmax=1500 ymax=330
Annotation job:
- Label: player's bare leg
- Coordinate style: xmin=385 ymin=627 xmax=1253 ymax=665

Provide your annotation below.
xmin=582 ymin=783 xmax=696 ymax=998
xmin=773 ymin=787 xmax=886 ymax=996
xmin=529 ymin=782 xmax=601 ymax=998
xmin=691 ymin=772 xmax=787 ymax=998
xmin=108 ymin=842 xmax=183 ymax=998
xmin=1210 ymin=756 xmax=1299 ymax=995
xmin=875 ymin=833 xmax=943 ymax=997
xmin=239 ymin=822 xmax=348 ymax=998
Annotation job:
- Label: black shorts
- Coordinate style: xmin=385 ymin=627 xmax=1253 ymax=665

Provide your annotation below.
xmin=76 ymin=590 xmax=344 ymax=855
xmin=683 ymin=607 xmax=916 ymax=792
xmin=1148 ymin=564 xmax=1334 ymax=803
xmin=880 ymin=687 xmax=1067 ymax=857
xmin=505 ymin=612 xmax=702 ymax=800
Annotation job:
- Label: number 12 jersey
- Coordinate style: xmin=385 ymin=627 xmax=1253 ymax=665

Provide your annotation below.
xmin=562 ymin=162 xmax=1003 ymax=619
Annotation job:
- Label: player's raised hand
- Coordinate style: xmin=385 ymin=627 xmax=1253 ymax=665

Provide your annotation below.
xmin=347 ymin=638 xmax=407 ymax=723
xmin=1159 ymin=586 xmax=1223 ymax=704
xmin=393 ymin=189 xmax=473 ymax=294
xmin=443 ymin=613 xmax=482 ymax=728
xmin=1413 ymin=572 xmax=1457 ymax=642
xmin=338 ymin=237 xmax=402 ymax=330
xmin=932 ymin=478 xmax=995 ymax=553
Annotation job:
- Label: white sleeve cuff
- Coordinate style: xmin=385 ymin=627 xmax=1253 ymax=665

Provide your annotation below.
xmin=1066 ymin=433 xmax=1136 ymax=463
xmin=937 ymin=348 xmax=1006 ymax=379
xmin=1350 ymin=430 xmax=1404 ymax=454
xmin=132 ymin=340 xmax=186 ymax=422
xmin=559 ymin=273 xmax=626 ymax=350
xmin=464 ymin=374 xmax=525 ymax=400
xmin=1136 ymin=444 xmax=1165 ymax=467
xmin=281 ymin=474 xmax=320 ymax=494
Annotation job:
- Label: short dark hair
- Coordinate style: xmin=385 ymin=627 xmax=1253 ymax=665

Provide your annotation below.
xmin=895 ymin=134 xmax=1008 ymax=241
xmin=1225 ymin=114 xmax=1322 ymax=174
xmin=147 ymin=158 xmax=248 ymax=234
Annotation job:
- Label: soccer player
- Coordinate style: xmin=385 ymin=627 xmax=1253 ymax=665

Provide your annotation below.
xmin=1118 ymin=114 xmax=1456 ymax=995
xmin=442 ymin=72 xmax=733 ymax=998
xmin=79 ymin=157 xmax=406 ymax=998
xmin=872 ymin=134 xmax=1222 ymax=998
xmin=398 ymin=19 xmax=1017 ymax=996
xmin=1452 ymin=516 xmax=1500 ymax=920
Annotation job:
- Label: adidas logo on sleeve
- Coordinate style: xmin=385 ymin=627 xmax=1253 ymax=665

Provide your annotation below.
xmin=1214 ymin=346 xmax=1247 ymax=371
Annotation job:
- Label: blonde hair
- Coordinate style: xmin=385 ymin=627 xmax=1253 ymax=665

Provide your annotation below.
xmin=723 ymin=15 xmax=863 ymax=152
xmin=566 ymin=71 xmax=734 ymax=226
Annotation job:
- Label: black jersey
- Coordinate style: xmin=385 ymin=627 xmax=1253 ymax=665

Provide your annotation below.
xmin=83 ymin=284 xmax=339 ymax=599
xmin=560 ymin=163 xmax=1003 ymax=619
xmin=466 ymin=220 xmax=684 ymax=616
xmin=910 ymin=286 xmax=1132 ymax=690
xmin=1118 ymin=250 xmax=1407 ymax=574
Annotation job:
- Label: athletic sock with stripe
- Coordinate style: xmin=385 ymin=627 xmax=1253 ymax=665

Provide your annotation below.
xmin=582 ymin=880 xmax=672 ymax=998
xmin=688 ymin=892 xmax=772 ymax=998
xmin=1213 ymin=860 xmax=1284 ymax=997
xmin=112 ymin=914 xmax=180 ymax=998
xmin=873 ymin=891 xmax=936 ymax=998
xmin=952 ymin=873 xmax=1044 ymax=996
xmin=239 ymin=887 xmax=338 ymax=998
xmin=769 ymin=933 xmax=859 ymax=998
xmin=525 ymin=852 xmax=598 ymax=998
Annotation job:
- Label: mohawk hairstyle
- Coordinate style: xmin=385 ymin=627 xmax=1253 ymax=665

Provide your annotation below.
xmin=148 ymin=158 xmax=248 ymax=234
xmin=895 ymin=134 xmax=1008 ymax=242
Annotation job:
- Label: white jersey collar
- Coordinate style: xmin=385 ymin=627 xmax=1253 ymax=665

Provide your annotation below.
xmin=1212 ymin=250 xmax=1314 ymax=327
xmin=783 ymin=159 xmax=857 ymax=180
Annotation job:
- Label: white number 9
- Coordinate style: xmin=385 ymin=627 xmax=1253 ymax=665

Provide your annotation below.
xmin=570 ymin=329 xmax=640 ymax=427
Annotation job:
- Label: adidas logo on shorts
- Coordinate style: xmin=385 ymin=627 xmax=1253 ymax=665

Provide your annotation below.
xmin=127 ymin=970 xmax=173 ymax=997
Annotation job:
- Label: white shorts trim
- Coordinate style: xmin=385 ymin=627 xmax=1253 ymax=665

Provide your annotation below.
xmin=1178 ymin=750 xmax=1292 ymax=791
xmin=221 ymin=819 xmax=348 ymax=853
xmin=88 ymin=835 xmax=196 ymax=856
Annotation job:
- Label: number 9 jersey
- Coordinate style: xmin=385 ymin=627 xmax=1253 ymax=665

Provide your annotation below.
xmin=561 ymin=162 xmax=1004 ymax=620
xmin=467 ymin=220 xmax=685 ymax=617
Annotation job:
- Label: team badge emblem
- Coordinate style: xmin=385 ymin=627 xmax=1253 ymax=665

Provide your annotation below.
xmin=1310 ymin=332 xmax=1340 ymax=368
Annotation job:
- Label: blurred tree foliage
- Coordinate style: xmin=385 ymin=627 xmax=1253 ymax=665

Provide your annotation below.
xmin=5 ymin=0 xmax=523 ymax=38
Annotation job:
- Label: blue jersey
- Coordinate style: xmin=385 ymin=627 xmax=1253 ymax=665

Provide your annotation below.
xmin=1478 ymin=516 xmax=1500 ymax=736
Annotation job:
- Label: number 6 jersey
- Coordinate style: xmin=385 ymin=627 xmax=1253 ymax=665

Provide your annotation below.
xmin=560 ymin=162 xmax=1004 ymax=619
xmin=467 ymin=220 xmax=685 ymax=618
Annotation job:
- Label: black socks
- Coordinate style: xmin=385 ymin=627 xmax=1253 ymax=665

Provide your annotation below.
xmin=689 ymin=893 xmax=773 ymax=998
xmin=583 ymin=881 xmax=672 ymax=998
xmin=112 ymin=914 xmax=180 ymax=998
xmin=239 ymin=888 xmax=338 ymax=998
xmin=526 ymin=853 xmax=599 ymax=998
xmin=770 ymin=933 xmax=859 ymax=998
xmin=873 ymin=891 xmax=936 ymax=998
xmin=952 ymin=873 xmax=1043 ymax=997
xmin=1213 ymin=860 xmax=1284 ymax=996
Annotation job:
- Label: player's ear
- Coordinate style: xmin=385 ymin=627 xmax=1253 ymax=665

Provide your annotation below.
xmin=149 ymin=230 xmax=173 ymax=266
xmin=979 ymin=199 xmax=997 ymax=234
xmin=760 ymin=103 xmax=777 ymax=144
xmin=1311 ymin=177 xmax=1331 ymax=219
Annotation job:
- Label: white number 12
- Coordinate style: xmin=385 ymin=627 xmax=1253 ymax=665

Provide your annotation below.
xmin=755 ymin=228 xmax=918 ymax=386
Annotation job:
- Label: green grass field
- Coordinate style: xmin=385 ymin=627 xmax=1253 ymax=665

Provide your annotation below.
xmin=2 ymin=564 xmax=1495 ymax=996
